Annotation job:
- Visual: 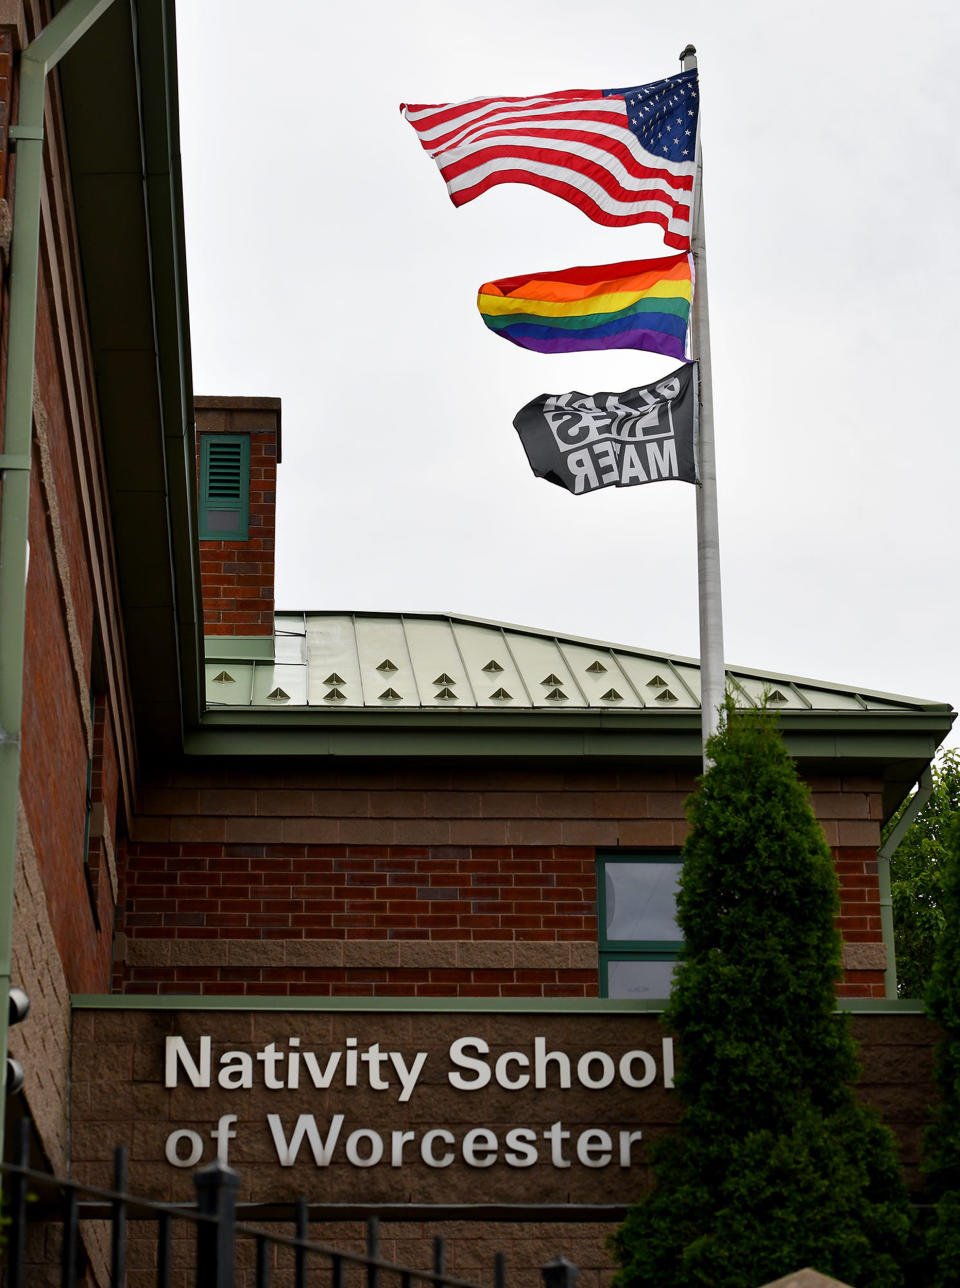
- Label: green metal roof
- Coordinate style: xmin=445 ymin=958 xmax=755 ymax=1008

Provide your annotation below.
xmin=195 ymin=613 xmax=953 ymax=824
xmin=205 ymin=611 xmax=949 ymax=717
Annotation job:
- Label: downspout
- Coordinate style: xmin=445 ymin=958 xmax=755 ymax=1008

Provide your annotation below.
xmin=877 ymin=767 xmax=935 ymax=999
xmin=0 ymin=0 xmax=119 ymax=1151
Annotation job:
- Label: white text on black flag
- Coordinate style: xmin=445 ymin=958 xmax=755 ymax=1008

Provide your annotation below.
xmin=513 ymin=363 xmax=698 ymax=496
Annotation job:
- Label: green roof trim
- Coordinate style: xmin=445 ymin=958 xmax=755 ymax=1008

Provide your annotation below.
xmin=71 ymin=994 xmax=926 ymax=1016
xmin=61 ymin=0 xmax=202 ymax=758
xmin=73 ymin=994 xmax=665 ymax=1014
xmin=204 ymin=637 xmax=274 ymax=661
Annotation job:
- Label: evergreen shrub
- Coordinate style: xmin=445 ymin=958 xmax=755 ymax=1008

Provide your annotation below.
xmin=611 ymin=702 xmax=912 ymax=1288
xmin=924 ymin=814 xmax=960 ymax=1286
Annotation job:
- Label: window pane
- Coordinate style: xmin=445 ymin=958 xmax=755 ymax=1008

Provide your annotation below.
xmin=607 ymin=958 xmax=677 ymax=1000
xmin=605 ymin=861 xmax=680 ymax=942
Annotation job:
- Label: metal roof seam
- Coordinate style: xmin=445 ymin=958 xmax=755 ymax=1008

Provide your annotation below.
xmin=448 ymin=617 xmax=479 ymax=707
xmin=499 ymin=628 xmax=535 ymax=707
xmin=665 ymin=656 xmax=700 ymax=707
xmin=349 ymin=612 xmax=367 ymax=705
xmin=398 ymin=615 xmax=425 ymax=707
xmin=608 ymin=651 xmax=648 ymax=708
xmin=553 ymin=639 xmax=591 ymax=706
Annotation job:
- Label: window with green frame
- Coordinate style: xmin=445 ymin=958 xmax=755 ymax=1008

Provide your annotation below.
xmin=198 ymin=433 xmax=250 ymax=540
xmin=597 ymin=852 xmax=682 ymax=999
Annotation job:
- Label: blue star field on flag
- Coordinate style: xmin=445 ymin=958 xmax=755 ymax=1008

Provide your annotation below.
xmin=603 ymin=69 xmax=699 ymax=163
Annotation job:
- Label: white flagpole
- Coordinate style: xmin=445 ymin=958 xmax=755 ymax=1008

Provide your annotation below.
xmin=680 ymin=43 xmax=725 ymax=765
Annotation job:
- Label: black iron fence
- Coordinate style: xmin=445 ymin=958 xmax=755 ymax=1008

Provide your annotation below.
xmin=0 ymin=1119 xmax=581 ymax=1288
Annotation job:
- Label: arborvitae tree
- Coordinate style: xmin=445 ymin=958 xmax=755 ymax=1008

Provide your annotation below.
xmin=924 ymin=813 xmax=960 ymax=1286
xmin=612 ymin=702 xmax=912 ymax=1288
xmin=886 ymin=749 xmax=960 ymax=998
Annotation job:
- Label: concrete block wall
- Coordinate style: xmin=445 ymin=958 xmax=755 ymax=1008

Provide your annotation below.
xmin=116 ymin=1218 xmax=613 ymax=1288
xmin=67 ymin=1008 xmax=939 ymax=1288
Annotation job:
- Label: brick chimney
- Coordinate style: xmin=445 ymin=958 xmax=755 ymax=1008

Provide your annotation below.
xmin=194 ymin=396 xmax=281 ymax=640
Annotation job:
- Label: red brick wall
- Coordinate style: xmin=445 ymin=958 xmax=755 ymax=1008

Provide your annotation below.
xmin=115 ymin=765 xmax=889 ymax=999
xmin=20 ymin=451 xmax=97 ymax=987
xmin=195 ymin=397 xmax=279 ymax=636
xmin=118 ymin=842 xmax=598 ymax=997
xmin=10 ymin=22 xmax=128 ymax=994
xmin=836 ymin=846 xmax=883 ymax=943
xmin=0 ymin=28 xmax=12 ymax=203
xmin=85 ymin=695 xmax=122 ymax=921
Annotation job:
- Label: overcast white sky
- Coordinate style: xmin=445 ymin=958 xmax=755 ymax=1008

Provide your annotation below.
xmin=175 ymin=1 xmax=959 ymax=746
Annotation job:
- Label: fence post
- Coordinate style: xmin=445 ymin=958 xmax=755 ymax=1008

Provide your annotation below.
xmin=5 ymin=1116 xmax=30 ymax=1288
xmin=112 ymin=1145 xmax=128 ymax=1287
xmin=541 ymin=1255 xmax=579 ymax=1288
xmin=295 ymin=1194 xmax=309 ymax=1288
xmin=194 ymin=1157 xmax=241 ymax=1288
xmin=494 ymin=1251 xmax=506 ymax=1288
xmin=367 ymin=1214 xmax=380 ymax=1288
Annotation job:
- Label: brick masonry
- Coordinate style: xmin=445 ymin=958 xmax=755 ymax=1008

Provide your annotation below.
xmin=4 ymin=20 xmax=132 ymax=1282
xmin=115 ymin=766 xmax=890 ymax=998
xmin=14 ymin=100 xmax=125 ymax=995
xmin=0 ymin=26 xmax=12 ymax=205
xmin=10 ymin=803 xmax=72 ymax=1175
xmin=195 ymin=397 xmax=280 ymax=637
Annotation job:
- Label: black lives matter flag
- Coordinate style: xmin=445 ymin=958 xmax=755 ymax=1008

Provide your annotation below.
xmin=513 ymin=363 xmax=698 ymax=496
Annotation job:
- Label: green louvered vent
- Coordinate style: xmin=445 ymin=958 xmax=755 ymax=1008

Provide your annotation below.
xmin=199 ymin=434 xmax=250 ymax=540
xmin=208 ymin=443 xmax=243 ymax=497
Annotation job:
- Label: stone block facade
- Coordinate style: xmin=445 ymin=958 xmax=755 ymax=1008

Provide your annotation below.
xmin=66 ymin=1006 xmax=939 ymax=1288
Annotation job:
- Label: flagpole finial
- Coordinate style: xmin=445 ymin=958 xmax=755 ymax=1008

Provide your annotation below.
xmin=679 ymin=43 xmax=697 ymax=69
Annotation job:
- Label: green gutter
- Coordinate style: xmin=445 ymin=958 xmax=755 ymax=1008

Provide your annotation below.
xmin=0 ymin=0 xmax=121 ymax=1150
xmin=877 ymin=766 xmax=934 ymax=998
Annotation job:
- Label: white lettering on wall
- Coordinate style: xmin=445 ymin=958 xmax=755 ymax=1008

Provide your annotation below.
xmin=165 ymin=1129 xmax=203 ymax=1168
xmin=421 ymin=1129 xmax=456 ymax=1168
xmin=260 ymin=1118 xmax=649 ymax=1171
xmin=165 ymin=1035 xmax=211 ymax=1088
xmin=345 ymin=1128 xmax=384 ymax=1167
xmin=576 ymin=1052 xmax=615 ymax=1089
xmin=159 ymin=1031 xmax=675 ymax=1172
xmin=268 ymin=1113 xmax=344 ymax=1167
xmin=503 ymin=1128 xmax=538 ymax=1167
xmin=447 ymin=1037 xmax=491 ymax=1090
xmin=462 ymin=1127 xmax=498 ymax=1168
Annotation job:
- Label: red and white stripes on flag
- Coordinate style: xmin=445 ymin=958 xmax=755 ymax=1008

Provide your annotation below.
xmin=400 ymin=82 xmax=697 ymax=249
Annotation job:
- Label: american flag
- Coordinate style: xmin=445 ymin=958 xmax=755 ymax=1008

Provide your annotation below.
xmin=400 ymin=70 xmax=699 ymax=249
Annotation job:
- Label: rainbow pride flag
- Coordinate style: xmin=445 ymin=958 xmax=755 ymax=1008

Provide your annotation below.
xmin=477 ymin=253 xmax=693 ymax=361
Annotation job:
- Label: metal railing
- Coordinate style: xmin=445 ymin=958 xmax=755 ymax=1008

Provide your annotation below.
xmin=0 ymin=1119 xmax=581 ymax=1288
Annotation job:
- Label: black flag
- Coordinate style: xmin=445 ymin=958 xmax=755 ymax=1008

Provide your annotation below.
xmin=513 ymin=363 xmax=698 ymax=496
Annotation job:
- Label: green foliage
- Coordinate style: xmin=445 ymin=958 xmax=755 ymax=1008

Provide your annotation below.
xmin=923 ymin=814 xmax=960 ymax=1285
xmin=611 ymin=702 xmax=912 ymax=1288
xmin=887 ymin=750 xmax=960 ymax=998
